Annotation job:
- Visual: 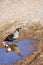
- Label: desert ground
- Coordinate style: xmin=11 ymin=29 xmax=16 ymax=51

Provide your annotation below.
xmin=0 ymin=0 xmax=43 ymax=65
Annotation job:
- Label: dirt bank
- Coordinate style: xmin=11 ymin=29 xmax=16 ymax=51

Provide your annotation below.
xmin=2 ymin=22 xmax=42 ymax=65
xmin=11 ymin=22 xmax=43 ymax=65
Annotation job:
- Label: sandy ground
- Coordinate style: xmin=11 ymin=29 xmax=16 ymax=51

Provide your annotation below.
xmin=0 ymin=0 xmax=43 ymax=40
xmin=0 ymin=0 xmax=43 ymax=24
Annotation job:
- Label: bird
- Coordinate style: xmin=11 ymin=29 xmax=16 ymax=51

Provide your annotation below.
xmin=4 ymin=27 xmax=21 ymax=41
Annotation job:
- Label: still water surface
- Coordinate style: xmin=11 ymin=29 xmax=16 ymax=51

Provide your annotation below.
xmin=0 ymin=38 xmax=34 ymax=64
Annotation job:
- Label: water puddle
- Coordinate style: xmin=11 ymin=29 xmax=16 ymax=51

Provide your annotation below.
xmin=0 ymin=38 xmax=34 ymax=64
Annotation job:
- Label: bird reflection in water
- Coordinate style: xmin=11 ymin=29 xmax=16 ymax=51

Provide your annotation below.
xmin=0 ymin=38 xmax=23 ymax=57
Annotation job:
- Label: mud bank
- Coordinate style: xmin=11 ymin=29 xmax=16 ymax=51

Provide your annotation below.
xmin=0 ymin=22 xmax=43 ymax=65
xmin=12 ymin=22 xmax=43 ymax=65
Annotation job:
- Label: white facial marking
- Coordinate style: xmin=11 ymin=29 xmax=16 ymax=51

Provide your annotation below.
xmin=13 ymin=31 xmax=19 ymax=39
xmin=7 ymin=47 xmax=11 ymax=52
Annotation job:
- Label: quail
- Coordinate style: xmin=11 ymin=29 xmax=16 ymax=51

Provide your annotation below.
xmin=4 ymin=27 xmax=21 ymax=41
